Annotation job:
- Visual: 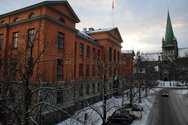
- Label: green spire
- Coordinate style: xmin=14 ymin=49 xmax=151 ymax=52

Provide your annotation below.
xmin=165 ymin=11 xmax=175 ymax=44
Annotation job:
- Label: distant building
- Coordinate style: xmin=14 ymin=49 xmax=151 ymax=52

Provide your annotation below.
xmin=139 ymin=11 xmax=188 ymax=82
xmin=121 ymin=50 xmax=135 ymax=78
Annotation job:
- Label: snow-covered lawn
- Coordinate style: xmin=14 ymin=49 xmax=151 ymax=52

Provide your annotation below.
xmin=56 ymin=88 xmax=160 ymax=125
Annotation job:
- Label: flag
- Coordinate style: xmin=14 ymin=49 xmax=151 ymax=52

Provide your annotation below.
xmin=112 ymin=0 xmax=114 ymax=9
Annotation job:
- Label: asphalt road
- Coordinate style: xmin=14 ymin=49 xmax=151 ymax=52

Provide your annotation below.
xmin=147 ymin=89 xmax=188 ymax=125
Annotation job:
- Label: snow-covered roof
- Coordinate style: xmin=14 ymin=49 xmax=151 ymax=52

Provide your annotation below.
xmin=178 ymin=48 xmax=188 ymax=58
xmin=140 ymin=52 xmax=161 ymax=61
xmin=77 ymin=31 xmax=101 ymax=46
xmin=86 ymin=27 xmax=115 ymax=34
xmin=121 ymin=50 xmax=134 ymax=54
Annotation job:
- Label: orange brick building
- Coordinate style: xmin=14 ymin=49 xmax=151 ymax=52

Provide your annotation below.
xmin=0 ymin=1 xmax=125 ymax=124
xmin=122 ymin=50 xmax=135 ymax=78
xmin=0 ymin=1 xmax=123 ymax=83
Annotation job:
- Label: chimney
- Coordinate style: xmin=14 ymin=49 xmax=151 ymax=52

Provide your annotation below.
xmin=89 ymin=27 xmax=94 ymax=31
xmin=83 ymin=28 xmax=87 ymax=32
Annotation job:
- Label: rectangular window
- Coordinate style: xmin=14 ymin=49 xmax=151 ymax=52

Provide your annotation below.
xmin=26 ymin=57 xmax=33 ymax=76
xmin=28 ymin=29 xmax=35 ymax=47
xmin=114 ymin=49 xmax=116 ymax=62
xmin=0 ymin=34 xmax=3 ymax=50
xmin=92 ymin=48 xmax=96 ymax=59
xmin=118 ymin=51 xmax=120 ymax=63
xmin=10 ymin=59 xmax=17 ymax=76
xmin=79 ymin=64 xmax=83 ymax=76
xmin=79 ymin=43 xmax=84 ymax=56
xmin=13 ymin=32 xmax=19 ymax=48
xmin=0 ymin=84 xmax=2 ymax=94
xmin=97 ymin=82 xmax=100 ymax=92
xmin=92 ymin=64 xmax=95 ymax=76
xmin=86 ymin=84 xmax=89 ymax=94
xmin=58 ymin=32 xmax=64 ymax=49
xmin=79 ymin=84 xmax=83 ymax=96
xmin=92 ymin=83 xmax=95 ymax=94
xmin=97 ymin=65 xmax=100 ymax=74
xmin=97 ymin=50 xmax=100 ymax=61
xmin=0 ymin=59 xmax=2 ymax=72
xmin=57 ymin=90 xmax=63 ymax=104
xmin=57 ymin=59 xmax=63 ymax=80
xmin=86 ymin=64 xmax=90 ymax=77
xmin=86 ymin=46 xmax=90 ymax=58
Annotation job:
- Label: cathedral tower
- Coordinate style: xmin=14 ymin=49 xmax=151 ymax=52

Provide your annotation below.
xmin=162 ymin=11 xmax=178 ymax=61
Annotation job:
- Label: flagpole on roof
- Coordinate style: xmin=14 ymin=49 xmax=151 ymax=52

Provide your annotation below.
xmin=112 ymin=0 xmax=114 ymax=28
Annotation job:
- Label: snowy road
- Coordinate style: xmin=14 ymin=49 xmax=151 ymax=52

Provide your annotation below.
xmin=147 ymin=89 xmax=188 ymax=125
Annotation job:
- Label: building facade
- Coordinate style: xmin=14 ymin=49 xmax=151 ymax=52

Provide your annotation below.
xmin=0 ymin=1 xmax=125 ymax=124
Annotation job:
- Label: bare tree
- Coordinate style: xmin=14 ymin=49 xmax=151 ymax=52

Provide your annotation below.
xmin=0 ymin=25 xmax=76 ymax=125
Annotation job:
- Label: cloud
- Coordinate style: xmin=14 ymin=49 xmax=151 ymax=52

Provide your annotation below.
xmin=0 ymin=0 xmax=188 ymax=53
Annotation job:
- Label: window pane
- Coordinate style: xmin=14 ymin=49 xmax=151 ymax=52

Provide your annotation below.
xmin=28 ymin=29 xmax=35 ymax=47
xmin=114 ymin=49 xmax=116 ymax=62
xmin=79 ymin=64 xmax=83 ymax=76
xmin=86 ymin=84 xmax=89 ymax=94
xmin=0 ymin=34 xmax=3 ymax=50
xmin=57 ymin=59 xmax=63 ymax=80
xmin=79 ymin=84 xmax=83 ymax=96
xmin=79 ymin=43 xmax=84 ymax=56
xmin=92 ymin=48 xmax=95 ymax=59
xmin=87 ymin=46 xmax=90 ymax=58
xmin=57 ymin=90 xmax=63 ymax=104
xmin=109 ymin=47 xmax=112 ymax=61
xmin=92 ymin=65 xmax=95 ymax=76
xmin=13 ymin=32 xmax=19 ymax=48
xmin=97 ymin=50 xmax=100 ymax=61
xmin=58 ymin=32 xmax=64 ymax=48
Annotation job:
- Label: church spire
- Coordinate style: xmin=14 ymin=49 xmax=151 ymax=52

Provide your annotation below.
xmin=165 ymin=11 xmax=175 ymax=44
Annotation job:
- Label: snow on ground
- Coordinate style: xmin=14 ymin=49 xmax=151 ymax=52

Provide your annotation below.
xmin=56 ymin=88 xmax=160 ymax=125
xmin=130 ymin=88 xmax=160 ymax=125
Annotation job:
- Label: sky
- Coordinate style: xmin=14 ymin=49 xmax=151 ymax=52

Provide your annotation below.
xmin=0 ymin=0 xmax=188 ymax=52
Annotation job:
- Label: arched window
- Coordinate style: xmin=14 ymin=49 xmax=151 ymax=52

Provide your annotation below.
xmin=28 ymin=13 xmax=36 ymax=19
xmin=1 ymin=21 xmax=5 ymax=24
xmin=13 ymin=17 xmax=20 ymax=22
xmin=58 ymin=18 xmax=65 ymax=23
xmin=109 ymin=47 xmax=112 ymax=61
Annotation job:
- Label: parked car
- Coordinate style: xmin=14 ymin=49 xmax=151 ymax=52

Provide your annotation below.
xmin=107 ymin=110 xmax=134 ymax=125
xmin=124 ymin=108 xmax=142 ymax=119
xmin=123 ymin=103 xmax=143 ymax=111
xmin=131 ymin=104 xmax=143 ymax=111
